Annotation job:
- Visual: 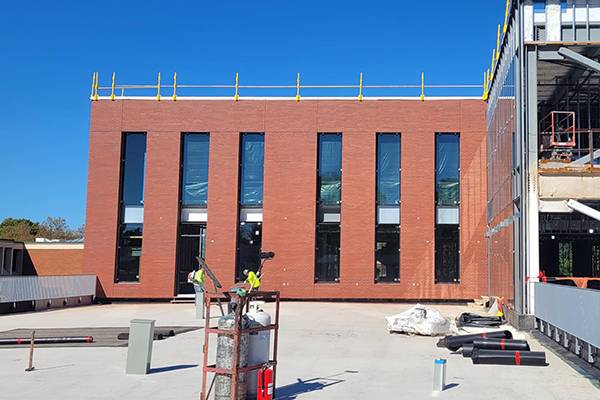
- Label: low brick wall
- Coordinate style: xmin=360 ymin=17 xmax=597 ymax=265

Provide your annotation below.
xmin=23 ymin=243 xmax=84 ymax=276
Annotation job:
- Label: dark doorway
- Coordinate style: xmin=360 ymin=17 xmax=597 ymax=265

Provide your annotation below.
xmin=176 ymin=223 xmax=206 ymax=295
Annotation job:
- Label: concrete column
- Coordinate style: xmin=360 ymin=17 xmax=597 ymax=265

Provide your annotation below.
xmin=546 ymin=0 xmax=562 ymax=41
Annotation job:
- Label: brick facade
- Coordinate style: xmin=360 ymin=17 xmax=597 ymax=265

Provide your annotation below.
xmin=24 ymin=244 xmax=84 ymax=276
xmin=84 ymin=99 xmax=487 ymax=300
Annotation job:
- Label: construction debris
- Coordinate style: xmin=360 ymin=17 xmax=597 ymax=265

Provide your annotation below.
xmin=456 ymin=312 xmax=504 ymax=328
xmin=386 ymin=304 xmax=450 ymax=336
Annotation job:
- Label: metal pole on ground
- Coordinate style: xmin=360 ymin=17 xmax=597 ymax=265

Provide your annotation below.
xmin=25 ymin=330 xmax=35 ymax=372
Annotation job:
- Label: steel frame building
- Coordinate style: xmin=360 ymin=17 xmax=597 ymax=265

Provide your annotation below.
xmin=488 ymin=0 xmax=600 ymax=367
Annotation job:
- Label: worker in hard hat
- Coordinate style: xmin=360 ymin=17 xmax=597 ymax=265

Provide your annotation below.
xmin=188 ymin=266 xmax=206 ymax=319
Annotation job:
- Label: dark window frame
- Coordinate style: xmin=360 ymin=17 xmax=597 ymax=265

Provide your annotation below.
xmin=375 ymin=133 xmax=401 ymax=283
xmin=434 ymin=132 xmax=460 ymax=284
xmin=180 ymin=132 xmax=210 ymax=207
xmin=315 ymin=133 xmax=342 ymax=283
xmin=238 ymin=133 xmax=265 ymax=208
xmin=235 ymin=133 xmax=265 ymax=281
xmin=115 ymin=132 xmax=147 ymax=283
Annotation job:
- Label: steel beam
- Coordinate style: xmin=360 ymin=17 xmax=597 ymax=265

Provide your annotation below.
xmin=567 ymin=199 xmax=600 ymax=222
xmin=558 ymin=47 xmax=600 ymax=73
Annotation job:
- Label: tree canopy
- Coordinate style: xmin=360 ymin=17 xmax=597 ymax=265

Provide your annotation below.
xmin=0 ymin=217 xmax=83 ymax=242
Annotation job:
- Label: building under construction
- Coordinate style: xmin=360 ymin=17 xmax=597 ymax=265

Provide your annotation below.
xmin=81 ymin=0 xmax=600 ymax=371
xmin=487 ymin=0 xmax=600 ymax=366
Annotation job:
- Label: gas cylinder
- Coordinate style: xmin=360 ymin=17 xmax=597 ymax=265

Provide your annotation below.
xmin=215 ymin=313 xmax=250 ymax=400
xmin=246 ymin=307 xmax=272 ymax=398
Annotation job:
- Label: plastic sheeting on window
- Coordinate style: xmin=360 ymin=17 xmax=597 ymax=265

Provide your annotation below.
xmin=182 ymin=134 xmax=209 ymax=206
xmin=318 ymin=134 xmax=342 ymax=205
xmin=240 ymin=134 xmax=265 ymax=206
xmin=377 ymin=134 xmax=400 ymax=206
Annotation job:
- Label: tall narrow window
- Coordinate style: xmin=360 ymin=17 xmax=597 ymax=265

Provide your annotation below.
xmin=315 ymin=133 xmax=342 ymax=282
xmin=236 ymin=133 xmax=265 ymax=280
xmin=435 ymin=133 xmax=460 ymax=283
xmin=375 ymin=133 xmax=401 ymax=283
xmin=116 ymin=133 xmax=146 ymax=282
xmin=177 ymin=133 xmax=210 ymax=295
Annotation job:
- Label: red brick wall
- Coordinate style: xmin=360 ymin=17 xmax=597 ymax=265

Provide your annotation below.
xmin=86 ymin=99 xmax=487 ymax=300
xmin=25 ymin=247 xmax=84 ymax=276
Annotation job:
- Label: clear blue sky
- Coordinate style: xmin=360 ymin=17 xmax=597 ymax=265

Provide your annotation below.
xmin=0 ymin=1 xmax=505 ymax=228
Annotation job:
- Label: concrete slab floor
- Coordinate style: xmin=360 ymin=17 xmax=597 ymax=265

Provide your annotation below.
xmin=0 ymin=302 xmax=598 ymax=399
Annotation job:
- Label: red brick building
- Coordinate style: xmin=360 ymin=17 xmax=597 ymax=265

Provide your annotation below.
xmin=84 ymin=98 xmax=487 ymax=300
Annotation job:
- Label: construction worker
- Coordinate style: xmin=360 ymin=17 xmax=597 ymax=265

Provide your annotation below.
xmin=188 ymin=266 xmax=206 ymax=319
xmin=244 ymin=269 xmax=261 ymax=290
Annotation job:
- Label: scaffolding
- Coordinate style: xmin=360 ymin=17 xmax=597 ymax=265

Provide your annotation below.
xmin=200 ymin=291 xmax=280 ymax=400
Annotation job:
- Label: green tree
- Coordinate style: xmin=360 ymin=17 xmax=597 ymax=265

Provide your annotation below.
xmin=39 ymin=217 xmax=81 ymax=240
xmin=0 ymin=218 xmax=40 ymax=241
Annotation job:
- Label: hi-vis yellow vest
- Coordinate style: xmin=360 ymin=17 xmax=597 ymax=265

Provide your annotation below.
xmin=246 ymin=271 xmax=261 ymax=289
xmin=193 ymin=269 xmax=205 ymax=284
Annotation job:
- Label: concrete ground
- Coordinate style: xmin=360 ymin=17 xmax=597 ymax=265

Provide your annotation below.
xmin=0 ymin=302 xmax=599 ymax=399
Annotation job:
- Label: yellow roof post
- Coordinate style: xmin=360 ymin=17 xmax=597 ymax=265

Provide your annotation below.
xmin=490 ymin=49 xmax=496 ymax=81
xmin=90 ymin=72 xmax=96 ymax=101
xmin=420 ymin=71 xmax=425 ymax=101
xmin=156 ymin=72 xmax=161 ymax=101
xmin=234 ymin=72 xmax=239 ymax=102
xmin=482 ymin=70 xmax=489 ymax=101
xmin=110 ymin=72 xmax=116 ymax=101
xmin=358 ymin=72 xmax=363 ymax=102
xmin=503 ymin=0 xmax=510 ymax=34
xmin=496 ymin=24 xmax=501 ymax=61
xmin=94 ymin=72 xmax=99 ymax=101
xmin=172 ymin=72 xmax=177 ymax=101
xmin=296 ymin=72 xmax=300 ymax=102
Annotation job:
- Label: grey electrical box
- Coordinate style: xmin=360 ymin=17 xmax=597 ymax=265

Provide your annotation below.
xmin=125 ymin=319 xmax=155 ymax=375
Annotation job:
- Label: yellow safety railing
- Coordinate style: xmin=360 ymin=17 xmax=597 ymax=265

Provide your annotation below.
xmin=90 ymin=72 xmax=482 ymax=102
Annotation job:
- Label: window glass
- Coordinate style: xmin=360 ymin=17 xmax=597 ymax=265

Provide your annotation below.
xmin=375 ymin=225 xmax=400 ymax=282
xmin=236 ymin=222 xmax=262 ymax=280
xmin=435 ymin=224 xmax=460 ymax=283
xmin=116 ymin=223 xmax=143 ymax=282
xmin=121 ymin=133 xmax=147 ymax=206
xmin=377 ymin=134 xmax=401 ymax=205
xmin=315 ymin=223 xmax=340 ymax=282
xmin=182 ymin=134 xmax=210 ymax=206
xmin=240 ymin=134 xmax=265 ymax=206
xmin=436 ymin=134 xmax=460 ymax=207
xmin=318 ymin=134 xmax=342 ymax=205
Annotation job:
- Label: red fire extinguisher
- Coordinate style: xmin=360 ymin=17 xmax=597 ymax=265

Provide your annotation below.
xmin=257 ymin=365 xmax=273 ymax=400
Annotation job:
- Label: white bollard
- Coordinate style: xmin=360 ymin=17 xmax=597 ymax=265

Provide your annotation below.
xmin=433 ymin=358 xmax=447 ymax=393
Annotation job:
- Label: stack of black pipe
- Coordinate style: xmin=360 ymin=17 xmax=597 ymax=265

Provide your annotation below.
xmin=437 ymin=330 xmax=547 ymax=366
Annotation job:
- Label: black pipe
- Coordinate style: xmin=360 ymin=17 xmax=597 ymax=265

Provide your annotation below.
xmin=463 ymin=339 xmax=529 ymax=357
xmin=471 ymin=349 xmax=547 ymax=366
xmin=462 ymin=344 xmax=475 ymax=357
xmin=0 ymin=336 xmax=93 ymax=345
xmin=117 ymin=332 xmax=165 ymax=341
xmin=472 ymin=338 xmax=530 ymax=352
xmin=437 ymin=330 xmax=513 ymax=351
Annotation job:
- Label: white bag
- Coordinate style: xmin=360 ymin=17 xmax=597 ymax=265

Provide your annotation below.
xmin=385 ymin=304 xmax=451 ymax=336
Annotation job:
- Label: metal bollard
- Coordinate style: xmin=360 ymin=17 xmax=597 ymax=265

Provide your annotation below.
xmin=194 ymin=284 xmax=205 ymax=320
xmin=433 ymin=358 xmax=447 ymax=392
xmin=126 ymin=319 xmax=155 ymax=375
